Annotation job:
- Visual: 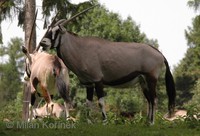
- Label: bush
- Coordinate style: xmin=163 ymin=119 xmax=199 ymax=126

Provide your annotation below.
xmin=185 ymin=78 xmax=200 ymax=111
xmin=0 ymin=91 xmax=23 ymax=121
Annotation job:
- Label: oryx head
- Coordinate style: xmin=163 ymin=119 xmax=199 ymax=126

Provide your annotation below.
xmin=39 ymin=5 xmax=97 ymax=51
xmin=40 ymin=19 xmax=67 ymax=50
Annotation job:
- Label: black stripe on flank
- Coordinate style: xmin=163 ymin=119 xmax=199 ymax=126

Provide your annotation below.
xmin=103 ymin=71 xmax=143 ymax=86
xmin=51 ymin=30 xmax=60 ymax=48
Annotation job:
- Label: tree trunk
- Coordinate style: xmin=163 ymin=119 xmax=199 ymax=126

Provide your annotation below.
xmin=22 ymin=0 xmax=36 ymax=121
xmin=24 ymin=0 xmax=36 ymax=53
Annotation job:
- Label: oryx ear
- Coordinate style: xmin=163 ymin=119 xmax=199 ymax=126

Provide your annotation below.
xmin=51 ymin=26 xmax=60 ymax=40
xmin=58 ymin=25 xmax=66 ymax=33
xmin=22 ymin=45 xmax=29 ymax=54
xmin=22 ymin=46 xmax=32 ymax=64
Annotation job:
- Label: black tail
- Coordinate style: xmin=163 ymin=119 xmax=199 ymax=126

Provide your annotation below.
xmin=164 ymin=59 xmax=176 ymax=116
xmin=55 ymin=72 xmax=70 ymax=103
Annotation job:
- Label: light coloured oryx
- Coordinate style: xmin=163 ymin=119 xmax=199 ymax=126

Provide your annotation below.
xmin=22 ymin=46 xmax=71 ymax=120
xmin=39 ymin=8 xmax=176 ymax=124
xmin=32 ymin=101 xmax=65 ymax=119
xmin=164 ymin=110 xmax=187 ymax=121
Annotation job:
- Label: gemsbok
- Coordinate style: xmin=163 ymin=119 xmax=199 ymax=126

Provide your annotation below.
xmin=39 ymin=6 xmax=176 ymax=124
xmin=32 ymin=101 xmax=65 ymax=119
xmin=22 ymin=46 xmax=71 ymax=120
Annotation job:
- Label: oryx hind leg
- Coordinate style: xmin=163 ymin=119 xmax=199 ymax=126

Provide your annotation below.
xmin=28 ymin=93 xmax=36 ymax=121
xmin=146 ymin=75 xmax=158 ymax=125
xmin=139 ymin=76 xmax=152 ymax=122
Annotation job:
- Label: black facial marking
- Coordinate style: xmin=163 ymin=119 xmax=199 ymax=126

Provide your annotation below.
xmin=51 ymin=29 xmax=60 ymax=48
xmin=25 ymin=62 xmax=31 ymax=78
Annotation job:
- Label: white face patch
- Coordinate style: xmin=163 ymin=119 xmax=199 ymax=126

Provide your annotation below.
xmin=23 ymin=58 xmax=31 ymax=82
xmin=51 ymin=26 xmax=59 ymax=40
xmin=23 ymin=72 xmax=29 ymax=81
xmin=40 ymin=38 xmax=52 ymax=49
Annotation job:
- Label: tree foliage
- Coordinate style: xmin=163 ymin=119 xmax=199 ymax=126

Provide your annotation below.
xmin=188 ymin=0 xmax=200 ymax=12
xmin=70 ymin=5 xmax=146 ymax=43
xmin=173 ymin=0 xmax=200 ymax=107
xmin=41 ymin=0 xmax=93 ymax=29
xmin=185 ymin=15 xmax=200 ymax=47
xmin=185 ymin=79 xmax=200 ymax=112
xmin=0 ymin=37 xmax=24 ymax=106
xmin=0 ymin=0 xmax=23 ymax=43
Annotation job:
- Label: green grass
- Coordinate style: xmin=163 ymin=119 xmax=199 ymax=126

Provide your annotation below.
xmin=0 ymin=108 xmax=199 ymax=136
xmin=0 ymin=117 xmax=200 ymax=136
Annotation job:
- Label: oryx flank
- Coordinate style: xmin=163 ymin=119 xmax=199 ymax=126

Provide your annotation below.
xmin=39 ymin=8 xmax=176 ymax=124
xmin=22 ymin=46 xmax=71 ymax=120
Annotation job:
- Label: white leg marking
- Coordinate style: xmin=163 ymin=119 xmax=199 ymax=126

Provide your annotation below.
xmin=64 ymin=102 xmax=70 ymax=119
xmin=99 ymin=97 xmax=107 ymax=120
xmin=86 ymin=99 xmax=93 ymax=108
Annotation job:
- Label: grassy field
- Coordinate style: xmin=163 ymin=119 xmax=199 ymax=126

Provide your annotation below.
xmin=0 ymin=116 xmax=200 ymax=136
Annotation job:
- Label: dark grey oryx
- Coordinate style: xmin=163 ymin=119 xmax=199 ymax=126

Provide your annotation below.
xmin=39 ymin=16 xmax=176 ymax=124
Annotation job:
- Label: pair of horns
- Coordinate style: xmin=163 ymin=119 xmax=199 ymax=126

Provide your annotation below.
xmin=35 ymin=4 xmax=97 ymax=51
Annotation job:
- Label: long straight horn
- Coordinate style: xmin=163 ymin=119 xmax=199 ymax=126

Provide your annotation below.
xmin=35 ymin=12 xmax=59 ymax=52
xmin=60 ymin=4 xmax=98 ymax=26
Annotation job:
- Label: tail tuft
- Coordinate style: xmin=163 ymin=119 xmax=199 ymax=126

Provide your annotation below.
xmin=56 ymin=73 xmax=70 ymax=103
xmin=164 ymin=59 xmax=176 ymax=116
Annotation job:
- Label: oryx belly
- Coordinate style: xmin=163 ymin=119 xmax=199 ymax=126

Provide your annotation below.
xmin=104 ymin=76 xmax=140 ymax=88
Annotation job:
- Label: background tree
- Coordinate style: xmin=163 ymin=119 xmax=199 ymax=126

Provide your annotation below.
xmin=173 ymin=0 xmax=200 ymax=107
xmin=0 ymin=37 xmax=24 ymax=107
xmin=0 ymin=0 xmax=23 ymax=44
xmin=188 ymin=0 xmax=200 ymax=12
xmin=185 ymin=79 xmax=200 ymax=113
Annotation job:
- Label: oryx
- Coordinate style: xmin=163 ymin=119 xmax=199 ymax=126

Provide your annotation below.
xmin=32 ymin=101 xmax=65 ymax=119
xmin=39 ymin=6 xmax=176 ymax=124
xmin=22 ymin=46 xmax=71 ymax=120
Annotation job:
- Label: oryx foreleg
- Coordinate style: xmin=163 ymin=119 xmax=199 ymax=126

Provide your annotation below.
xmin=95 ymin=82 xmax=107 ymax=121
xmin=58 ymin=86 xmax=71 ymax=119
xmin=84 ymin=86 xmax=94 ymax=120
xmin=63 ymin=102 xmax=70 ymax=119
xmin=86 ymin=86 xmax=94 ymax=108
